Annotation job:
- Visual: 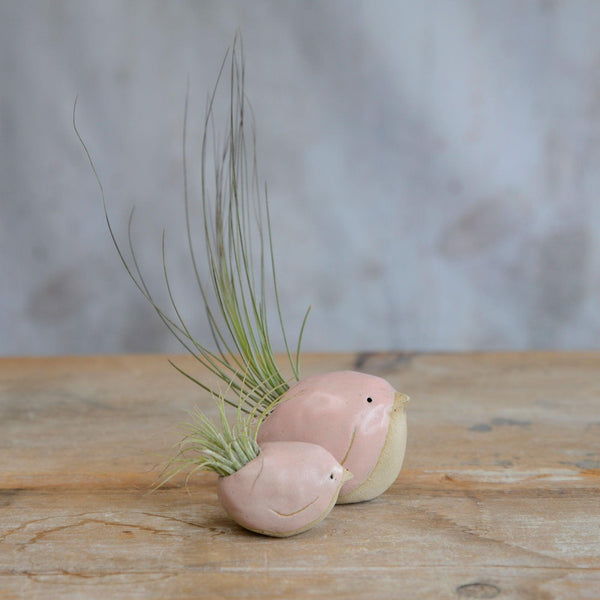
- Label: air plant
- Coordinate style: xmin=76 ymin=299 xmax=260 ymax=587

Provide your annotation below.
xmin=76 ymin=33 xmax=409 ymax=509
xmin=76 ymin=38 xmax=308 ymax=415
xmin=159 ymin=385 xmax=268 ymax=484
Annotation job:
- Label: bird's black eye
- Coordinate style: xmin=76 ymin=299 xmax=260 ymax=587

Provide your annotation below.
xmin=366 ymin=397 xmax=373 ymax=403
xmin=329 ymin=473 xmax=334 ymax=479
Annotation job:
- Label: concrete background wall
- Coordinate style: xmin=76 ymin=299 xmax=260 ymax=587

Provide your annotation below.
xmin=1 ymin=0 xmax=599 ymax=355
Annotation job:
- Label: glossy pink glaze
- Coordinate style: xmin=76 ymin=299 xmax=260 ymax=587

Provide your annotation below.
xmin=257 ymin=370 xmax=397 ymax=496
xmin=217 ymin=441 xmax=349 ymax=537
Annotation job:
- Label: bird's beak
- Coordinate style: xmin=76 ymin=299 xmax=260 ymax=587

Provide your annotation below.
xmin=394 ymin=391 xmax=410 ymax=407
xmin=342 ymin=469 xmax=354 ymax=483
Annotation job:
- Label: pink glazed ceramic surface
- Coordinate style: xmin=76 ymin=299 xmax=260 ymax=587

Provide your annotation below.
xmin=217 ymin=441 xmax=351 ymax=537
xmin=257 ymin=370 xmax=409 ymax=503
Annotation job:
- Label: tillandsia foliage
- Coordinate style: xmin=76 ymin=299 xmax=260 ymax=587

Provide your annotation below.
xmin=158 ymin=385 xmax=279 ymax=485
xmin=75 ymin=34 xmax=310 ymax=414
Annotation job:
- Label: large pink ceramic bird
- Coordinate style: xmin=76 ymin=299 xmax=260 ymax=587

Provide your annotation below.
xmin=258 ymin=371 xmax=409 ymax=503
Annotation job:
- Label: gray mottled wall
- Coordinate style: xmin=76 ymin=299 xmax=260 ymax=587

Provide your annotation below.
xmin=1 ymin=0 xmax=599 ymax=356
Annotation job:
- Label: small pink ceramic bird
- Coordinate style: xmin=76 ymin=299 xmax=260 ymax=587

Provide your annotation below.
xmin=159 ymin=398 xmax=350 ymax=537
xmin=218 ymin=441 xmax=352 ymax=537
xmin=258 ymin=371 xmax=409 ymax=503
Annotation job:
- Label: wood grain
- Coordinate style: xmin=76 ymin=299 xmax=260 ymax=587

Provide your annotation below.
xmin=1 ymin=352 xmax=599 ymax=599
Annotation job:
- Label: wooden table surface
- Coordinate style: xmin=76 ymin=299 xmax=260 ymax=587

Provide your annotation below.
xmin=1 ymin=352 xmax=599 ymax=599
